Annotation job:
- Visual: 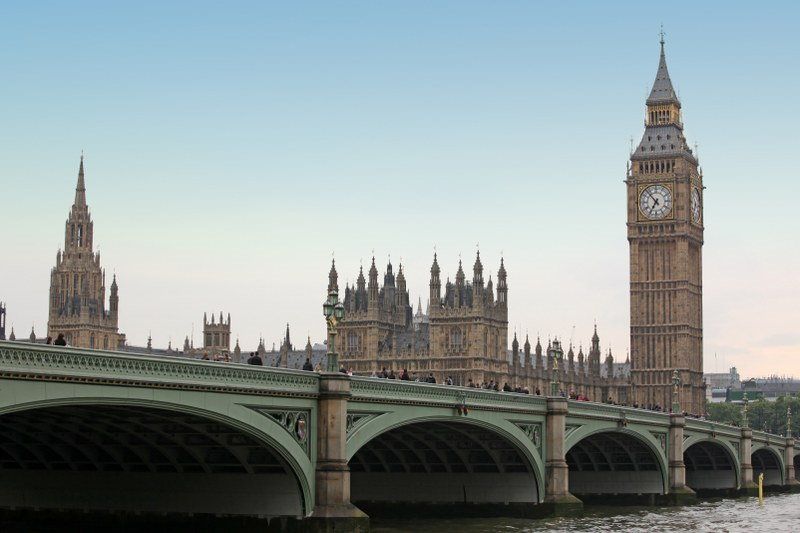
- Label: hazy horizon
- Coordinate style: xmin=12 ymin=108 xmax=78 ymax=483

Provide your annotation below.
xmin=2 ymin=1 xmax=798 ymax=379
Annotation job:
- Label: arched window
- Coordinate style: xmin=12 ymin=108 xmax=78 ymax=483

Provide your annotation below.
xmin=450 ymin=328 xmax=463 ymax=350
xmin=90 ymin=334 xmax=95 ymax=349
xmin=103 ymin=336 xmax=108 ymax=349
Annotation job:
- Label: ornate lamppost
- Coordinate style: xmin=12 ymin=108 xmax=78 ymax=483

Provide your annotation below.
xmin=671 ymin=369 xmax=681 ymax=413
xmin=551 ymin=355 xmax=560 ymax=397
xmin=742 ymin=392 xmax=749 ymax=428
xmin=787 ymin=405 xmax=793 ymax=438
xmin=322 ymin=288 xmax=345 ymax=372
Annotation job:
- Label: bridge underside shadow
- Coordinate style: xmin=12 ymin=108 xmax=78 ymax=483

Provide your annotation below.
xmin=752 ymin=448 xmax=783 ymax=487
xmin=349 ymin=421 xmax=539 ymax=518
xmin=0 ymin=405 xmax=304 ymax=519
xmin=566 ymin=431 xmax=664 ymax=505
xmin=683 ymin=441 xmax=737 ymax=496
xmin=795 ymin=454 xmax=799 ymax=481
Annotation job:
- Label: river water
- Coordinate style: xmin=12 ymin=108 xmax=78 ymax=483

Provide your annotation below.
xmin=372 ymin=493 xmax=800 ymax=532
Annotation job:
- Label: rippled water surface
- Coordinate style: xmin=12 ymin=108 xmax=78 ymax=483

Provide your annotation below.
xmin=372 ymin=493 xmax=800 ymax=532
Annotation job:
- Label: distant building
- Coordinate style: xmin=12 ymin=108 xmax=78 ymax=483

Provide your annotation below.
xmin=329 ymin=256 xmax=629 ymax=403
xmin=201 ymin=311 xmax=231 ymax=355
xmin=704 ymin=367 xmax=741 ymax=403
xmin=0 ymin=301 xmax=6 ymax=340
xmin=47 ymin=156 xmax=124 ymax=349
xmin=741 ymin=377 xmax=800 ymax=401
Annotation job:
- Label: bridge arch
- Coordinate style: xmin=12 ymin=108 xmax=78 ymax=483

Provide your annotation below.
xmin=565 ymin=427 xmax=668 ymax=497
xmin=751 ymin=446 xmax=784 ymax=487
xmin=794 ymin=452 xmax=800 ymax=480
xmin=346 ymin=411 xmax=544 ymax=515
xmin=0 ymin=394 xmax=314 ymax=519
xmin=682 ymin=438 xmax=739 ymax=493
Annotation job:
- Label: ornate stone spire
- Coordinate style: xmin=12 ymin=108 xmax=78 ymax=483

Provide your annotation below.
xmin=429 ymin=253 xmax=441 ymax=306
xmin=455 ymin=259 xmax=465 ymax=284
xmin=74 ymin=153 xmax=87 ymax=207
xmin=496 ymin=257 xmax=508 ymax=305
xmin=328 ymin=258 xmax=338 ymax=293
xmin=473 ymin=249 xmax=483 ymax=283
xmin=284 ymin=323 xmax=292 ymax=350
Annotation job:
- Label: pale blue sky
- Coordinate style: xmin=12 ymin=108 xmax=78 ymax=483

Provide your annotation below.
xmin=1 ymin=1 xmax=798 ymax=377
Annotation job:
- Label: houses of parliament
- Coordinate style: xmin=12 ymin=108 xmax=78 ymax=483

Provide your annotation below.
xmin=4 ymin=37 xmax=705 ymax=413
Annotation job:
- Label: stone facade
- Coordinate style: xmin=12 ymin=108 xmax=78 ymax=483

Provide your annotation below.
xmin=627 ymin=37 xmax=705 ymax=413
xmin=332 ymin=255 xmax=629 ymax=402
xmin=47 ymin=156 xmax=124 ymax=349
xmin=202 ymin=311 xmax=231 ymax=354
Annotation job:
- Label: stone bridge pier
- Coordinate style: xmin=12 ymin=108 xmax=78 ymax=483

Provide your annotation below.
xmin=306 ymin=374 xmax=369 ymax=532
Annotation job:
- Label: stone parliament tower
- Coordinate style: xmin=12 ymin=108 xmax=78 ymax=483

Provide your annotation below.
xmin=627 ymin=36 xmax=705 ymax=413
xmin=47 ymin=156 xmax=123 ymax=349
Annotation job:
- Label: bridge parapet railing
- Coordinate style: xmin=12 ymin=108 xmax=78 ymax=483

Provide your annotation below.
xmin=566 ymin=400 xmax=674 ymax=426
xmin=684 ymin=417 xmax=741 ymax=440
xmin=350 ymin=376 xmax=547 ymax=413
xmin=0 ymin=340 xmax=319 ymax=397
xmin=751 ymin=429 xmax=784 ymax=445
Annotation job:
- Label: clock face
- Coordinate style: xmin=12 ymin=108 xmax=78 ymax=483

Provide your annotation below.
xmin=639 ymin=184 xmax=673 ymax=220
xmin=691 ymin=187 xmax=701 ymax=223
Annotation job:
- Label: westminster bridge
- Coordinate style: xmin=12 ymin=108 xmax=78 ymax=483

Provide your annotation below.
xmin=0 ymin=341 xmax=798 ymax=530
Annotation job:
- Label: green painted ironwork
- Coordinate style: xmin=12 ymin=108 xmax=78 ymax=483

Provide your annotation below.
xmin=0 ymin=339 xmax=795 ymax=515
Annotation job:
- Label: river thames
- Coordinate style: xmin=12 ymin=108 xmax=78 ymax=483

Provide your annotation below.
xmin=372 ymin=493 xmax=800 ymax=532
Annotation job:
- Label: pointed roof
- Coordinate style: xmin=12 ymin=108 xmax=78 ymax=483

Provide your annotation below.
xmin=328 ymin=258 xmax=338 ymax=293
xmin=430 ymin=252 xmax=440 ymax=276
xmin=647 ymin=36 xmax=679 ymax=106
xmin=368 ymin=256 xmax=378 ymax=280
xmin=455 ymin=259 xmax=465 ymax=282
xmin=74 ymin=154 xmax=87 ymax=207
xmin=512 ymin=332 xmax=519 ymax=349
xmin=473 ymin=250 xmax=483 ymax=274
xmin=357 ymin=264 xmax=366 ymax=287
xmin=524 ymin=334 xmax=531 ymax=351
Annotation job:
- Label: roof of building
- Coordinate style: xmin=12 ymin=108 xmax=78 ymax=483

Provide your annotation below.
xmin=647 ymin=41 xmax=679 ymax=106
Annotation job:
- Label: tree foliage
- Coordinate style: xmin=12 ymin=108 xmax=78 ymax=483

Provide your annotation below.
xmin=706 ymin=396 xmax=800 ymax=436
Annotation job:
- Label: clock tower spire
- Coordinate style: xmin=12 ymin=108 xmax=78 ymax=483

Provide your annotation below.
xmin=627 ymin=34 xmax=705 ymax=414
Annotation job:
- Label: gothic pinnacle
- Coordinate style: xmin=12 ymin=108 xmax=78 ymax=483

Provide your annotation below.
xmin=74 ymin=153 xmax=87 ymax=207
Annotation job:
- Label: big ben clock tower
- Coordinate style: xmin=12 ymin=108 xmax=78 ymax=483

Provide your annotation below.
xmin=627 ymin=34 xmax=705 ymax=414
